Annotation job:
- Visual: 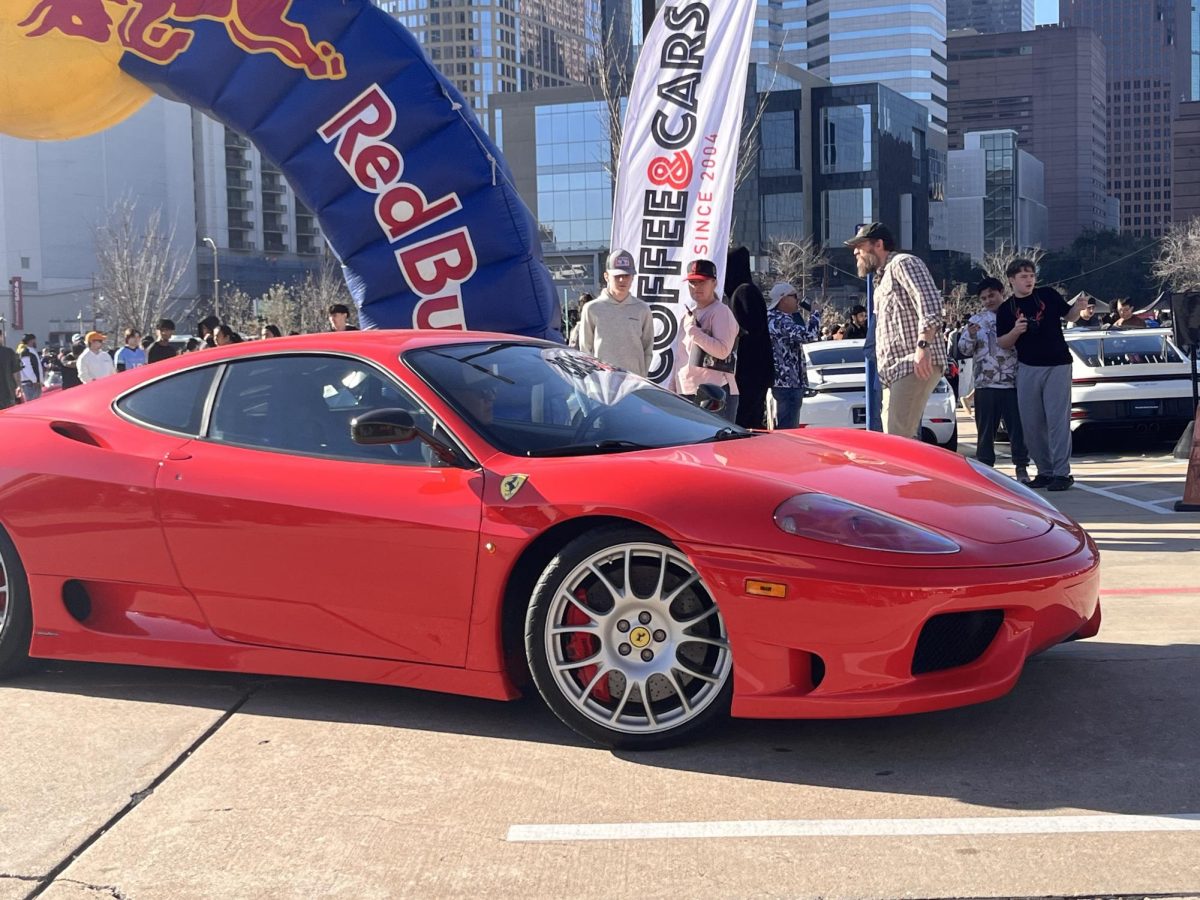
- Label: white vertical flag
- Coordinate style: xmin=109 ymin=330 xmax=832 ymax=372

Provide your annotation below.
xmin=610 ymin=0 xmax=756 ymax=385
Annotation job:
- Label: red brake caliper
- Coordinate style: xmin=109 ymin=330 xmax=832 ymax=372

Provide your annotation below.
xmin=564 ymin=587 xmax=612 ymax=703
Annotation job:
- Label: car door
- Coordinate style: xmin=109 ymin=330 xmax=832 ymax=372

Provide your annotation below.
xmin=155 ymin=352 xmax=484 ymax=665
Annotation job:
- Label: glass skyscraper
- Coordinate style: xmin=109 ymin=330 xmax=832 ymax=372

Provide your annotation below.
xmin=751 ymin=0 xmax=948 ymax=130
xmin=946 ymin=0 xmax=1034 ymax=34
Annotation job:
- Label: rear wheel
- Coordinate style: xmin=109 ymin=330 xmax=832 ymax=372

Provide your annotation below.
xmin=0 ymin=528 xmax=32 ymax=676
xmin=525 ymin=526 xmax=732 ymax=749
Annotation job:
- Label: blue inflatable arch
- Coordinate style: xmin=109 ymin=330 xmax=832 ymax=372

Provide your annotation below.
xmin=49 ymin=0 xmax=561 ymax=338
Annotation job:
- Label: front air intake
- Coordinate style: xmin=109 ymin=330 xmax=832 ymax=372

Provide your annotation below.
xmin=911 ymin=610 xmax=1004 ymax=675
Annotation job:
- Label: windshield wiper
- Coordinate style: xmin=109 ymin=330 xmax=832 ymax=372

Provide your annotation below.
xmin=527 ymin=439 xmax=654 ymax=458
xmin=699 ymin=427 xmax=755 ymax=443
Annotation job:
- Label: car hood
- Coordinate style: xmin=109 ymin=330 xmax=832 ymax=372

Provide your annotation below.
xmin=486 ymin=429 xmax=1085 ymax=569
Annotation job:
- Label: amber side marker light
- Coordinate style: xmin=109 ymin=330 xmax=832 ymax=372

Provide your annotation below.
xmin=745 ymin=580 xmax=788 ymax=599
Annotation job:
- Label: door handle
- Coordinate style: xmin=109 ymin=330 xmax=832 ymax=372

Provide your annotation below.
xmin=165 ymin=449 xmax=193 ymax=461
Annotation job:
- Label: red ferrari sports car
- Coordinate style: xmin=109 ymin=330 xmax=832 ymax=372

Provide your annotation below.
xmin=0 ymin=332 xmax=1100 ymax=748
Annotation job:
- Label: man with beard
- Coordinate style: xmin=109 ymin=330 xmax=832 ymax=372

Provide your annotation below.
xmin=845 ymin=223 xmax=945 ymax=440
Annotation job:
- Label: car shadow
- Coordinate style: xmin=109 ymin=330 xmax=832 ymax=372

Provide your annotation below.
xmin=7 ymin=638 xmax=1199 ymax=817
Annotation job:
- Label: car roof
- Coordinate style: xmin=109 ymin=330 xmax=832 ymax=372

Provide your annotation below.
xmin=806 ymin=338 xmax=867 ymax=352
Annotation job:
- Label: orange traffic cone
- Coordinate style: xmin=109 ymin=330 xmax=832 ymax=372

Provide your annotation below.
xmin=1176 ymin=404 xmax=1200 ymax=512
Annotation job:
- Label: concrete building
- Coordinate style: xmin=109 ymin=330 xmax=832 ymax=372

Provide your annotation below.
xmin=946 ymin=25 xmax=1116 ymax=249
xmin=751 ymin=0 xmax=949 ymax=131
xmin=192 ymin=113 xmax=327 ymax=303
xmin=945 ymin=129 xmax=1048 ymax=262
xmin=0 ymin=98 xmax=197 ymax=348
xmin=947 ymin=0 xmax=1033 ymax=34
xmin=1172 ymin=101 xmax=1200 ymax=223
xmin=1060 ymin=0 xmax=1196 ymax=237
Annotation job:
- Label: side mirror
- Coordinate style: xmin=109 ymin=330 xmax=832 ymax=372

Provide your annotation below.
xmin=351 ymin=408 xmax=417 ymax=445
xmin=694 ymin=383 xmax=726 ymax=413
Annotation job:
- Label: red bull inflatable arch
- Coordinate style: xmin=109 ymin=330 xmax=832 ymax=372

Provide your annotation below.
xmin=0 ymin=0 xmax=561 ymax=337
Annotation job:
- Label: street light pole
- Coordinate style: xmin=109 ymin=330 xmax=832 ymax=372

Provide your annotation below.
xmin=202 ymin=236 xmax=220 ymax=321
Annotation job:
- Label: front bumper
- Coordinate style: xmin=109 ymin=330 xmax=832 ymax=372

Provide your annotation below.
xmin=683 ymin=537 xmax=1101 ymax=720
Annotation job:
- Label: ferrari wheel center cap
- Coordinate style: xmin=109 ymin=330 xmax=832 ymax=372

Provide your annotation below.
xmin=629 ymin=626 xmax=652 ymax=649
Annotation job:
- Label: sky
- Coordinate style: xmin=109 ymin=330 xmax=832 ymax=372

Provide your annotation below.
xmin=1035 ymin=0 xmax=1057 ymax=25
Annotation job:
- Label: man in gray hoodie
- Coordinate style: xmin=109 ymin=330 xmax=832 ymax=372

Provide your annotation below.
xmin=577 ymin=249 xmax=654 ymax=377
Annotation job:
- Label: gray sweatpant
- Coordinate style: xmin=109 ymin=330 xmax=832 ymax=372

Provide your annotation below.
xmin=1015 ymin=362 xmax=1073 ymax=477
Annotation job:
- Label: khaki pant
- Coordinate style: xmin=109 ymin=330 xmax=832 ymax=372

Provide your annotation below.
xmin=882 ymin=369 xmax=942 ymax=440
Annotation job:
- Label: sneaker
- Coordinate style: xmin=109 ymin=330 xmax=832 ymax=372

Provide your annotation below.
xmin=1015 ymin=465 xmax=1030 ymax=484
xmin=1047 ymin=475 xmax=1075 ymax=492
xmin=1026 ymin=474 xmax=1053 ymax=489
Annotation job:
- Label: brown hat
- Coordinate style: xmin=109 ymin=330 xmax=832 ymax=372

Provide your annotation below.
xmin=85 ymin=331 xmax=105 ymax=344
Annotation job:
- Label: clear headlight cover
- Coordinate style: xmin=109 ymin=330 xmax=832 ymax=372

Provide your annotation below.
xmin=774 ymin=493 xmax=960 ymax=554
xmin=967 ymin=458 xmax=1058 ymax=513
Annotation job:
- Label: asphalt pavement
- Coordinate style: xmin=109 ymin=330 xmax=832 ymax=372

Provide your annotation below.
xmin=1 ymin=411 xmax=1197 ymax=899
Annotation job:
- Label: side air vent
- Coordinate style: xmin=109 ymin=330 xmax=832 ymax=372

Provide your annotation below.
xmin=912 ymin=610 xmax=1004 ymax=675
xmin=63 ymin=580 xmax=92 ymax=622
xmin=51 ymin=422 xmax=105 ymax=448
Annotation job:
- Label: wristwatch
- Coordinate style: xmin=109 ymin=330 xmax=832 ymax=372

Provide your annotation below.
xmin=916 ymin=339 xmax=929 ymax=349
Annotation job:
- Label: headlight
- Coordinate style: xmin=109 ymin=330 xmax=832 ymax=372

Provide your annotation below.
xmin=967 ymin=458 xmax=1058 ymax=512
xmin=774 ymin=493 xmax=960 ymax=554
xmin=803 ymin=387 xmax=819 ymax=398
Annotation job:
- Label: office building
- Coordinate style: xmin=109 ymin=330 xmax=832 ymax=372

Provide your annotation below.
xmin=947 ymin=26 xmax=1117 ymax=249
xmin=490 ymin=63 xmax=936 ymax=302
xmin=376 ymin=0 xmax=605 ymax=119
xmin=1172 ymin=101 xmax=1200 ymax=222
xmin=947 ymin=0 xmax=1034 ymax=34
xmin=1060 ymin=0 xmax=1195 ymax=237
xmin=751 ymin=0 xmax=949 ymax=131
xmin=945 ymin=129 xmax=1048 ymax=262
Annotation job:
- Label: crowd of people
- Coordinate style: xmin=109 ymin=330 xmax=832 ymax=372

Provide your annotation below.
xmin=0 ymin=303 xmax=359 ymax=407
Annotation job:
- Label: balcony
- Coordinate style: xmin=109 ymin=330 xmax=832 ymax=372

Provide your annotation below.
xmin=261 ymin=197 xmax=289 ymax=214
xmin=229 ymin=237 xmax=257 ymax=252
xmin=225 ymin=152 xmax=251 ymax=170
xmin=228 ymin=215 xmax=253 ymax=232
xmin=261 ymin=175 xmax=285 ymax=194
xmin=224 ymin=131 xmax=250 ymax=149
xmin=297 ymin=239 xmax=319 ymax=255
xmin=227 ymin=196 xmax=255 ymax=211
xmin=226 ymin=173 xmax=251 ymax=190
xmin=264 ymin=239 xmax=288 ymax=254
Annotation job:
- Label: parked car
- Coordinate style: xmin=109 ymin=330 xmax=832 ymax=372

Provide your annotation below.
xmin=0 ymin=331 xmax=1101 ymax=748
xmin=799 ymin=339 xmax=958 ymax=449
xmin=1065 ymin=329 xmax=1196 ymax=438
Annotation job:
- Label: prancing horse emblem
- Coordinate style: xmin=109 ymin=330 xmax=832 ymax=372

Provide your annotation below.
xmin=500 ymin=474 xmax=529 ymax=501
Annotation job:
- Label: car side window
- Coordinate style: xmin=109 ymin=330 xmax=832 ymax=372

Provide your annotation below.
xmin=207 ymin=355 xmax=436 ymax=464
xmin=115 ymin=367 xmax=216 ymax=436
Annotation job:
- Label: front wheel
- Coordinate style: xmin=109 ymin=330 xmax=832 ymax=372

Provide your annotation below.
xmin=525 ymin=526 xmax=733 ymax=749
xmin=0 ymin=528 xmax=33 ymax=676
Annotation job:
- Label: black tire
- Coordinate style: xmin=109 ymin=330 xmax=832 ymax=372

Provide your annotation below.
xmin=0 ymin=527 xmax=33 ymax=677
xmin=525 ymin=525 xmax=733 ymax=750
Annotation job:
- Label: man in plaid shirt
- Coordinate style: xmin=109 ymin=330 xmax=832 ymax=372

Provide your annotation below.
xmin=845 ymin=222 xmax=946 ymax=440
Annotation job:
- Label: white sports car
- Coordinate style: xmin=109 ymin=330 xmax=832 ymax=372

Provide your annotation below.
xmin=798 ymin=339 xmax=958 ymax=448
xmin=1065 ymin=328 xmax=1196 ymax=436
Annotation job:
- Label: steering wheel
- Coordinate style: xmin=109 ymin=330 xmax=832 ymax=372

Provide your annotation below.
xmin=571 ymin=407 xmax=606 ymax=442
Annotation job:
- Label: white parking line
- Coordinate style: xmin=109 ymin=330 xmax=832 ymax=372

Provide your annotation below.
xmin=507 ymin=813 xmax=1200 ymax=843
xmin=1072 ymin=481 xmax=1175 ymax=515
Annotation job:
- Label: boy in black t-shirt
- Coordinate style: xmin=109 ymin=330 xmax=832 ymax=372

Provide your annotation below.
xmin=996 ymin=260 xmax=1088 ymax=491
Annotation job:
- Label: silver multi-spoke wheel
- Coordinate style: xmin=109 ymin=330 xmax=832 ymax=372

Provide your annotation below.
xmin=527 ymin=528 xmax=732 ymax=747
xmin=0 ymin=547 xmax=9 ymax=635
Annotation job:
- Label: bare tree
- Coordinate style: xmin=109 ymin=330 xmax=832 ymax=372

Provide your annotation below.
xmin=290 ymin=254 xmax=354 ymax=333
xmin=586 ymin=5 xmax=635 ymax=177
xmin=765 ymin=234 xmax=828 ymax=296
xmin=255 ymin=283 xmax=300 ymax=334
xmin=942 ymin=281 xmax=972 ymax=325
xmin=1152 ymin=217 xmax=1200 ymax=292
xmin=94 ymin=196 xmax=192 ymax=335
xmin=218 ymin=285 xmax=258 ymax=335
xmin=979 ymin=242 xmax=1046 ymax=283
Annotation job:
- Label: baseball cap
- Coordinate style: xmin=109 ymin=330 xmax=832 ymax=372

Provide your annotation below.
xmin=685 ymin=259 xmax=718 ymax=282
xmin=767 ymin=282 xmax=797 ymax=310
xmin=85 ymin=331 xmax=105 ymax=343
xmin=606 ymin=249 xmax=635 ymax=275
xmin=844 ymin=222 xmax=894 ymax=247
xmin=22 ymin=333 xmax=36 ymax=343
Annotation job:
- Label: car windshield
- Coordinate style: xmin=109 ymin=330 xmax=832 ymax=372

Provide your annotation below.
xmin=807 ymin=345 xmax=867 ymax=366
xmin=1068 ymin=333 xmax=1185 ymax=367
xmin=406 ymin=342 xmax=747 ymax=456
